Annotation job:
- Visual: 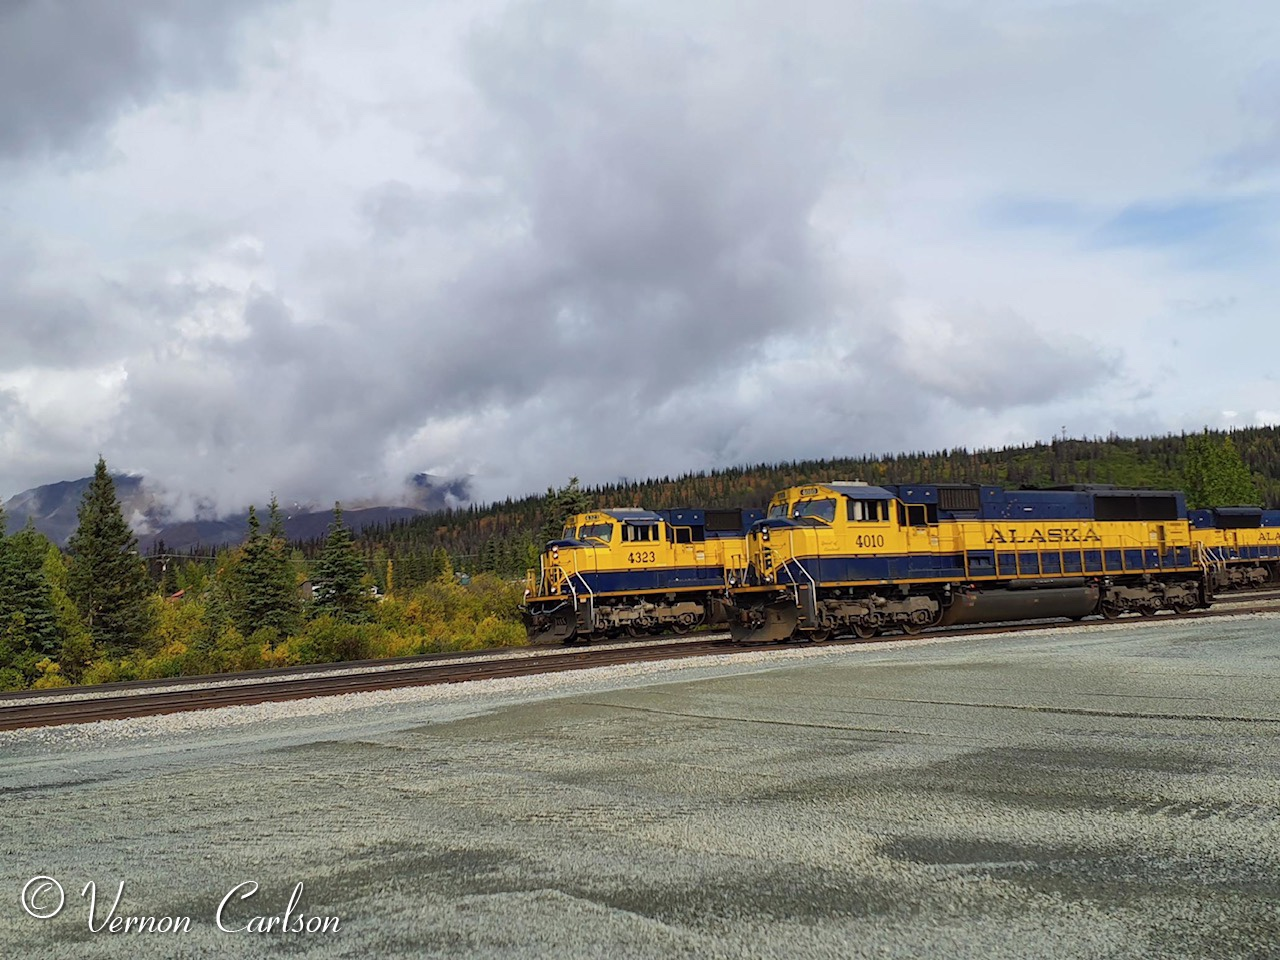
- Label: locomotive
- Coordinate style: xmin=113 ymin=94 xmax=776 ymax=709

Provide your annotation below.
xmin=1190 ymin=506 xmax=1280 ymax=590
xmin=721 ymin=481 xmax=1219 ymax=643
xmin=522 ymin=506 xmax=763 ymax=644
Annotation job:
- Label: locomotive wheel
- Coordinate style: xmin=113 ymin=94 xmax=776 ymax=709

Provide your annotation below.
xmin=899 ymin=620 xmax=923 ymax=636
xmin=1171 ymin=601 xmax=1194 ymax=615
xmin=671 ymin=613 xmax=704 ymax=635
xmin=807 ymin=628 xmax=832 ymax=643
xmin=852 ymin=622 xmax=877 ymax=640
xmin=1099 ymin=601 xmax=1124 ymax=620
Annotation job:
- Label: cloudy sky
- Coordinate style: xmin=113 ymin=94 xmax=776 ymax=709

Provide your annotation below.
xmin=2 ymin=0 xmax=1278 ymax=515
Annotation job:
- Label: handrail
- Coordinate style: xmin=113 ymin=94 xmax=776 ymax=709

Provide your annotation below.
xmin=779 ymin=556 xmax=818 ymax=594
xmin=781 ymin=529 xmax=819 ymax=623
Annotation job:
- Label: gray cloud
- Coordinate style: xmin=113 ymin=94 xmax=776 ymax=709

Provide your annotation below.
xmin=114 ymin=0 xmax=851 ymax=507
xmin=1220 ymin=61 xmax=1280 ymax=179
xmin=1 ymin=0 xmax=1274 ymax=513
xmin=0 ymin=0 xmax=283 ymax=162
xmin=889 ymin=305 xmax=1118 ymax=411
xmin=0 ymin=239 xmax=102 ymax=367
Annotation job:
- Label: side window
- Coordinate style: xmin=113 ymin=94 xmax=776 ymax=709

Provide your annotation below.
xmin=907 ymin=504 xmax=927 ymax=527
xmin=848 ymin=500 xmax=887 ymax=522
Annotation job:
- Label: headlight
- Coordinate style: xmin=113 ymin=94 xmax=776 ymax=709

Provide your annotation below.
xmin=762 ymin=529 xmax=770 ymax=541
xmin=764 ymin=574 xmax=774 ymax=584
xmin=552 ymin=548 xmax=559 ymax=559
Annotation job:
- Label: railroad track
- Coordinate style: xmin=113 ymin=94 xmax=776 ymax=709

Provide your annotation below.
xmin=3 ymin=600 xmax=1278 ymax=733
xmin=0 ymin=638 xmax=730 ymax=732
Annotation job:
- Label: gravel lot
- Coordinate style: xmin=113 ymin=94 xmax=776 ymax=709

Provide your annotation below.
xmin=2 ymin=614 xmax=1278 ymax=959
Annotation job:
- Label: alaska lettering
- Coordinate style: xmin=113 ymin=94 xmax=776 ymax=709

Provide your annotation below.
xmin=986 ymin=527 xmax=1102 ymax=545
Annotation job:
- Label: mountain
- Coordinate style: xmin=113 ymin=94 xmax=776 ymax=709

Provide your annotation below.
xmin=2 ymin=474 xmax=160 ymax=547
xmin=1 ymin=473 xmax=471 ymax=551
xmin=138 ymin=506 xmax=429 ymax=553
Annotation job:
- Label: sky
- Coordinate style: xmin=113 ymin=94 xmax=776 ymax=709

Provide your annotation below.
xmin=2 ymin=0 xmax=1278 ymax=516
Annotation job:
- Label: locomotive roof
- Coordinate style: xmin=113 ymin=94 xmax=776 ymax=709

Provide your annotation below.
xmin=812 ymin=482 xmax=896 ymax=500
xmin=601 ymin=508 xmax=662 ymax=522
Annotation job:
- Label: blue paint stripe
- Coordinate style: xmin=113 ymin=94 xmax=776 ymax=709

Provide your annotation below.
xmin=572 ymin=567 xmax=725 ymax=595
xmin=773 ymin=549 xmax=1201 ymax=586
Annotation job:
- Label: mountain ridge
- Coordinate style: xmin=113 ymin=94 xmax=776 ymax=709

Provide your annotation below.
xmin=1 ymin=473 xmax=470 ymax=551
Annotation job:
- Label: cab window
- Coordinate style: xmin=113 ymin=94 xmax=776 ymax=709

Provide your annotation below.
xmin=792 ymin=499 xmax=836 ymax=524
xmin=768 ymin=503 xmax=789 ymax=519
xmin=578 ymin=523 xmax=613 ymax=543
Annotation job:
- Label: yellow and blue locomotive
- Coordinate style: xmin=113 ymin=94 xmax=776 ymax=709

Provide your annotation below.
xmin=723 ymin=481 xmax=1212 ymax=642
xmin=523 ymin=506 xmax=764 ymax=644
xmin=1189 ymin=506 xmax=1280 ymax=589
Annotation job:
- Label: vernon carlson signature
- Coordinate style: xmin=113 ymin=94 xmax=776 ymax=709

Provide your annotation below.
xmin=20 ymin=877 xmax=341 ymax=934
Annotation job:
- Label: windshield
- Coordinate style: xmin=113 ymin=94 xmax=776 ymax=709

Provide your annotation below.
xmin=561 ymin=524 xmax=577 ymax=540
xmin=577 ymin=522 xmax=613 ymax=543
xmin=792 ymin=498 xmax=836 ymax=524
xmin=768 ymin=503 xmax=789 ymax=518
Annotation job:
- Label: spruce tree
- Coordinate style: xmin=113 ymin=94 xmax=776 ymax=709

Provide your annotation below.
xmin=66 ymin=457 xmax=155 ymax=657
xmin=265 ymin=496 xmax=300 ymax=633
xmin=0 ymin=505 xmax=16 ymax=679
xmin=229 ymin=501 xmax=300 ymax=637
xmin=539 ymin=477 xmax=589 ymax=545
xmin=0 ymin=522 xmax=62 ymax=657
xmin=312 ymin=504 xmax=372 ymax=623
xmin=229 ymin=506 xmax=269 ymax=636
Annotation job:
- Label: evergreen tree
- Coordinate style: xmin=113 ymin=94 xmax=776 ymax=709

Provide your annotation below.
xmin=66 ymin=457 xmax=155 ymax=657
xmin=1183 ymin=431 xmax=1261 ymax=508
xmin=229 ymin=506 xmax=269 ymax=636
xmin=539 ymin=477 xmax=589 ymax=545
xmin=264 ymin=496 xmax=300 ymax=632
xmin=226 ymin=501 xmax=299 ymax=638
xmin=43 ymin=545 xmax=93 ymax=683
xmin=0 ymin=522 xmax=62 ymax=658
xmin=0 ymin=505 xmax=17 ymax=684
xmin=312 ymin=503 xmax=372 ymax=623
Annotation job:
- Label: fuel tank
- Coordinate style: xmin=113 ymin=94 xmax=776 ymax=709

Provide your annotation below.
xmin=939 ymin=581 xmax=1099 ymax=627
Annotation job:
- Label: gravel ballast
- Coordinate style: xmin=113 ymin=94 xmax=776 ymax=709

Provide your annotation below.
xmin=2 ymin=614 xmax=1278 ymax=959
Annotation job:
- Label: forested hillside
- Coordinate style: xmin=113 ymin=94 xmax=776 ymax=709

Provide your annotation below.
xmin=338 ymin=427 xmax=1280 ymax=583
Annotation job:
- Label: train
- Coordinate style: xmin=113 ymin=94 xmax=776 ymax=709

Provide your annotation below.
xmin=522 ymin=506 xmax=762 ymax=644
xmin=522 ymin=482 xmax=1280 ymax=644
